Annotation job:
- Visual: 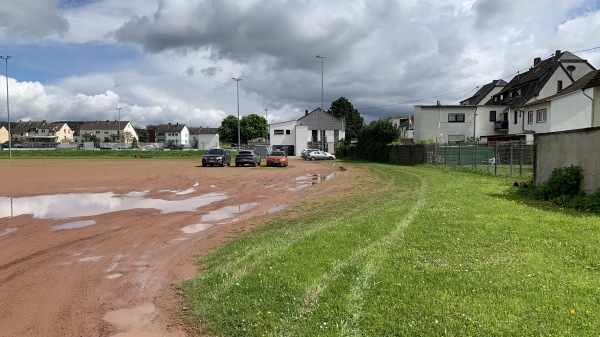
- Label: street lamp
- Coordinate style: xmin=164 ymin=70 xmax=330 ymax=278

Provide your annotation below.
xmin=232 ymin=77 xmax=242 ymax=150
xmin=1 ymin=55 xmax=11 ymax=159
xmin=316 ymin=55 xmax=326 ymax=150
xmin=263 ymin=108 xmax=268 ymax=138
xmin=116 ymin=107 xmax=122 ymax=144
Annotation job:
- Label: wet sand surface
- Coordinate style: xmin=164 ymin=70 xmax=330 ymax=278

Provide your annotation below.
xmin=0 ymin=158 xmax=352 ymax=337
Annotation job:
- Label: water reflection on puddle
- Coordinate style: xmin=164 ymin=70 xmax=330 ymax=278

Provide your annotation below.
xmin=181 ymin=223 xmax=213 ymax=233
xmin=201 ymin=203 xmax=258 ymax=222
xmin=51 ymin=220 xmax=96 ymax=231
xmin=0 ymin=227 xmax=17 ymax=239
xmin=0 ymin=192 xmax=228 ymax=219
xmin=290 ymin=173 xmax=336 ymax=191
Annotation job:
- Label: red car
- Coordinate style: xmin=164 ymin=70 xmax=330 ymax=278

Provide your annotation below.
xmin=266 ymin=151 xmax=288 ymax=167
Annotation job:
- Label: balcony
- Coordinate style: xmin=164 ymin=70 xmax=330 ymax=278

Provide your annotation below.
xmin=494 ymin=120 xmax=508 ymax=132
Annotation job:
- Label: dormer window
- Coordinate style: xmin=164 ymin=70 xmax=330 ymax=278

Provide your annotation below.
xmin=557 ymin=80 xmax=563 ymax=92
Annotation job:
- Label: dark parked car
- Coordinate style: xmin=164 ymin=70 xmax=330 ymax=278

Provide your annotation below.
xmin=202 ymin=148 xmax=231 ymax=167
xmin=235 ymin=150 xmax=261 ymax=167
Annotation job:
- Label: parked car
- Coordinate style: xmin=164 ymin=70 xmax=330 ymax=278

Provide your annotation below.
xmin=266 ymin=151 xmax=288 ymax=167
xmin=301 ymin=148 xmax=320 ymax=160
xmin=235 ymin=150 xmax=261 ymax=167
xmin=308 ymin=150 xmax=336 ymax=160
xmin=202 ymin=148 xmax=231 ymax=167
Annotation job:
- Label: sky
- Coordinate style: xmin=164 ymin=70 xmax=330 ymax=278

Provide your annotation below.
xmin=0 ymin=0 xmax=599 ymax=128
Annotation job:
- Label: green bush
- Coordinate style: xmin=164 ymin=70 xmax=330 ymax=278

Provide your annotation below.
xmin=539 ymin=165 xmax=583 ymax=200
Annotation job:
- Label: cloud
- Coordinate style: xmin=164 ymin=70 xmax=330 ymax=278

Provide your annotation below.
xmin=0 ymin=0 xmax=70 ymax=40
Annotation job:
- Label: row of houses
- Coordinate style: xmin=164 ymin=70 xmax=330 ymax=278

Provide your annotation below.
xmin=0 ymin=120 xmax=220 ymax=150
xmin=412 ymin=50 xmax=600 ymax=143
xmin=0 ymin=107 xmax=348 ymax=156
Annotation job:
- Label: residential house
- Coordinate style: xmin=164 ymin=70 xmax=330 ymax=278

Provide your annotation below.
xmin=189 ymin=127 xmax=220 ymax=150
xmin=521 ymin=69 xmax=600 ymax=134
xmin=11 ymin=120 xmax=73 ymax=147
xmin=74 ymin=120 xmax=138 ymax=145
xmin=391 ymin=116 xmax=415 ymax=140
xmin=269 ymin=108 xmax=345 ymax=156
xmin=413 ymin=50 xmax=596 ymax=143
xmin=155 ymin=123 xmax=190 ymax=147
xmin=0 ymin=123 xmax=8 ymax=145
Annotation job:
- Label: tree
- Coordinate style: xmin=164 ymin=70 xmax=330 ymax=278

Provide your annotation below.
xmin=89 ymin=134 xmax=100 ymax=148
xmin=218 ymin=115 xmax=240 ymax=145
xmin=240 ymin=114 xmax=268 ymax=143
xmin=329 ymin=97 xmax=364 ymax=144
xmin=356 ymin=119 xmax=398 ymax=162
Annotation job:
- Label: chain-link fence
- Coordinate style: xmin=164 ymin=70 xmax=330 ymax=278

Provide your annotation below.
xmin=425 ymin=141 xmax=534 ymax=177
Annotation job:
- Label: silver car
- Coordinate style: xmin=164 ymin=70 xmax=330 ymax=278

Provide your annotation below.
xmin=308 ymin=151 xmax=336 ymax=160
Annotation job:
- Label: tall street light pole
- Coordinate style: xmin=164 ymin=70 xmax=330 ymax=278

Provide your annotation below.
xmin=1 ymin=55 xmax=11 ymax=159
xmin=263 ymin=108 xmax=268 ymax=139
xmin=316 ymin=55 xmax=326 ymax=150
xmin=232 ymin=78 xmax=242 ymax=150
xmin=116 ymin=107 xmax=122 ymax=144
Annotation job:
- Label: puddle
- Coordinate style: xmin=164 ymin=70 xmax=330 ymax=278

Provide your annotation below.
xmin=0 ymin=192 xmax=228 ymax=219
xmin=290 ymin=173 xmax=336 ymax=191
xmin=78 ymin=256 xmax=103 ymax=262
xmin=107 ymin=273 xmax=123 ymax=279
xmin=103 ymin=303 xmax=156 ymax=333
xmin=265 ymin=204 xmax=287 ymax=213
xmin=201 ymin=203 xmax=258 ymax=222
xmin=51 ymin=220 xmax=96 ymax=230
xmin=0 ymin=227 xmax=17 ymax=238
xmin=181 ymin=223 xmax=213 ymax=234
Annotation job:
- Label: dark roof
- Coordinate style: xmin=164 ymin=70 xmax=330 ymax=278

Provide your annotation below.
xmin=78 ymin=120 xmax=129 ymax=131
xmin=155 ymin=123 xmax=186 ymax=132
xmin=461 ymin=80 xmax=506 ymax=105
xmin=196 ymin=127 xmax=219 ymax=135
xmin=11 ymin=120 xmax=67 ymax=133
xmin=485 ymin=51 xmax=584 ymax=108
xmin=583 ymin=70 xmax=600 ymax=89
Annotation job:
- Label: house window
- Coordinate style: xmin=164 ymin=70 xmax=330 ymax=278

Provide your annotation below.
xmin=286 ymin=130 xmax=291 ymax=135
xmin=274 ymin=129 xmax=284 ymax=135
xmin=527 ymin=111 xmax=533 ymax=124
xmin=557 ymin=80 xmax=563 ymax=92
xmin=513 ymin=111 xmax=518 ymax=124
xmin=312 ymin=130 xmax=318 ymax=141
xmin=537 ymin=109 xmax=547 ymax=123
xmin=516 ymin=88 xmax=522 ymax=96
xmin=448 ymin=113 xmax=465 ymax=123
xmin=489 ymin=111 xmax=496 ymax=122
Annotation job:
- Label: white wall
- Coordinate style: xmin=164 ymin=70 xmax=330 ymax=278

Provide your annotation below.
xmin=535 ymin=68 xmax=573 ymax=102
xmin=414 ymin=105 xmax=478 ymax=143
xmin=551 ymin=92 xmax=592 ymax=132
xmin=197 ymin=134 xmax=219 ymax=150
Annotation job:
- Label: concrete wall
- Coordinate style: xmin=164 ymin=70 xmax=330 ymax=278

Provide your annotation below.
xmin=534 ymin=126 xmax=600 ymax=194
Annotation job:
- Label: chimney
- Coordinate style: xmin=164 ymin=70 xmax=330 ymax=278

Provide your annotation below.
xmin=305 ymin=110 xmax=308 ymax=116
xmin=555 ymin=49 xmax=561 ymax=60
xmin=534 ymin=57 xmax=541 ymax=66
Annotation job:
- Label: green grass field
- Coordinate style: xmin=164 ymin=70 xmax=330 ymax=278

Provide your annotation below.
xmin=181 ymin=162 xmax=600 ymax=336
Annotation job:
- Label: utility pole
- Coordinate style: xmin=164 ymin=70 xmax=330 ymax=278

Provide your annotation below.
xmin=316 ymin=55 xmax=326 ymax=150
xmin=232 ymin=78 xmax=242 ymax=150
xmin=263 ymin=108 xmax=268 ymax=139
xmin=1 ymin=55 xmax=11 ymax=158
xmin=116 ymin=107 xmax=122 ymax=144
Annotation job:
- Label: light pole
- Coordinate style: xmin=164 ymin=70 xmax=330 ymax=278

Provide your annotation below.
xmin=263 ymin=108 xmax=268 ymax=139
xmin=1 ymin=55 xmax=11 ymax=159
xmin=232 ymin=78 xmax=242 ymax=150
xmin=116 ymin=107 xmax=122 ymax=144
xmin=316 ymin=55 xmax=326 ymax=150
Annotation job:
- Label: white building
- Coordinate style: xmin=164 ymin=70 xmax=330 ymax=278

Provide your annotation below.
xmin=189 ymin=127 xmax=220 ymax=150
xmin=269 ymin=108 xmax=345 ymax=156
xmin=155 ymin=123 xmax=190 ymax=147
xmin=413 ymin=50 xmax=597 ymax=143
xmin=74 ymin=120 xmax=139 ymax=144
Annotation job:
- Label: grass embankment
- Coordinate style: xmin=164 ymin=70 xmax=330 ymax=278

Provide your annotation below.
xmin=181 ymin=163 xmax=600 ymax=336
xmin=0 ymin=149 xmax=206 ymax=159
